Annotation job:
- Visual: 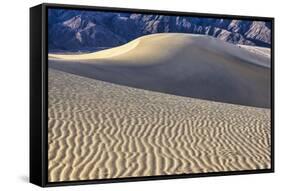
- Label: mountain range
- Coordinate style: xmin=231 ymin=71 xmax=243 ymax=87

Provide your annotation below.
xmin=48 ymin=9 xmax=271 ymax=52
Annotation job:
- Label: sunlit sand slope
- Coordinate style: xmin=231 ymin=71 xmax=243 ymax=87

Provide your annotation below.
xmin=48 ymin=69 xmax=271 ymax=182
xmin=49 ymin=33 xmax=271 ymax=108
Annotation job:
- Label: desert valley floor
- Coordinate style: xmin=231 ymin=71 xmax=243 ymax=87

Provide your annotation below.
xmin=48 ymin=68 xmax=270 ymax=182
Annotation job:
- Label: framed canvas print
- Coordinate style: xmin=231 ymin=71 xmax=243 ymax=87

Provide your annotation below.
xmin=30 ymin=3 xmax=274 ymax=187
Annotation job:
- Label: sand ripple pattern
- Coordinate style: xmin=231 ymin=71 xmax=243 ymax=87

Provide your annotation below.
xmin=48 ymin=69 xmax=271 ymax=182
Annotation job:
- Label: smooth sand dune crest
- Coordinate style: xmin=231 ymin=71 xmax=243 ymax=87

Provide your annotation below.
xmin=49 ymin=33 xmax=270 ymax=67
xmin=48 ymin=69 xmax=271 ymax=182
xmin=49 ymin=37 xmax=140 ymax=60
xmin=49 ymin=33 xmax=271 ymax=108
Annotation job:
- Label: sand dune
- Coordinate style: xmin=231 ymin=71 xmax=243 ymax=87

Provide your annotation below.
xmin=49 ymin=33 xmax=271 ymax=108
xmin=48 ymin=33 xmax=271 ymax=182
xmin=48 ymin=69 xmax=271 ymax=182
xmin=238 ymin=44 xmax=271 ymax=60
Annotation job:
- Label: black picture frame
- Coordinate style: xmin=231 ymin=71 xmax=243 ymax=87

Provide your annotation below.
xmin=30 ymin=3 xmax=275 ymax=187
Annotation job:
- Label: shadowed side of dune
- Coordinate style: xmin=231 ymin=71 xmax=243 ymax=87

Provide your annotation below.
xmin=49 ymin=33 xmax=271 ymax=108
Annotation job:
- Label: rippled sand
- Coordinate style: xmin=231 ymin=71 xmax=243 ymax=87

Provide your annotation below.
xmin=48 ymin=69 xmax=271 ymax=182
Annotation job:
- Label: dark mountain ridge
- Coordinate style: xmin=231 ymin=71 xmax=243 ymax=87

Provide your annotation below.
xmin=48 ymin=9 xmax=271 ymax=52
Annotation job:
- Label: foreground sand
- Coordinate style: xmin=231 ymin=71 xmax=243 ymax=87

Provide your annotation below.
xmin=48 ymin=69 xmax=271 ymax=182
xmin=49 ymin=33 xmax=271 ymax=108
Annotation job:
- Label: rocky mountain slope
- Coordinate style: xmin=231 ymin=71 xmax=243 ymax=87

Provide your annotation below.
xmin=48 ymin=9 xmax=271 ymax=52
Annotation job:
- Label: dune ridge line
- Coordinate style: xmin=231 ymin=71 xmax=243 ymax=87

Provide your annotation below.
xmin=49 ymin=33 xmax=271 ymax=108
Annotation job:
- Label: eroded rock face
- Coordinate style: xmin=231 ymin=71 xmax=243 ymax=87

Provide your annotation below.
xmin=48 ymin=9 xmax=271 ymax=52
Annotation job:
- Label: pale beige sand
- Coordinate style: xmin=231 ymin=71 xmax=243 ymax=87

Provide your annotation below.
xmin=238 ymin=44 xmax=271 ymax=60
xmin=49 ymin=33 xmax=271 ymax=108
xmin=49 ymin=33 xmax=270 ymax=66
xmin=48 ymin=69 xmax=271 ymax=182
